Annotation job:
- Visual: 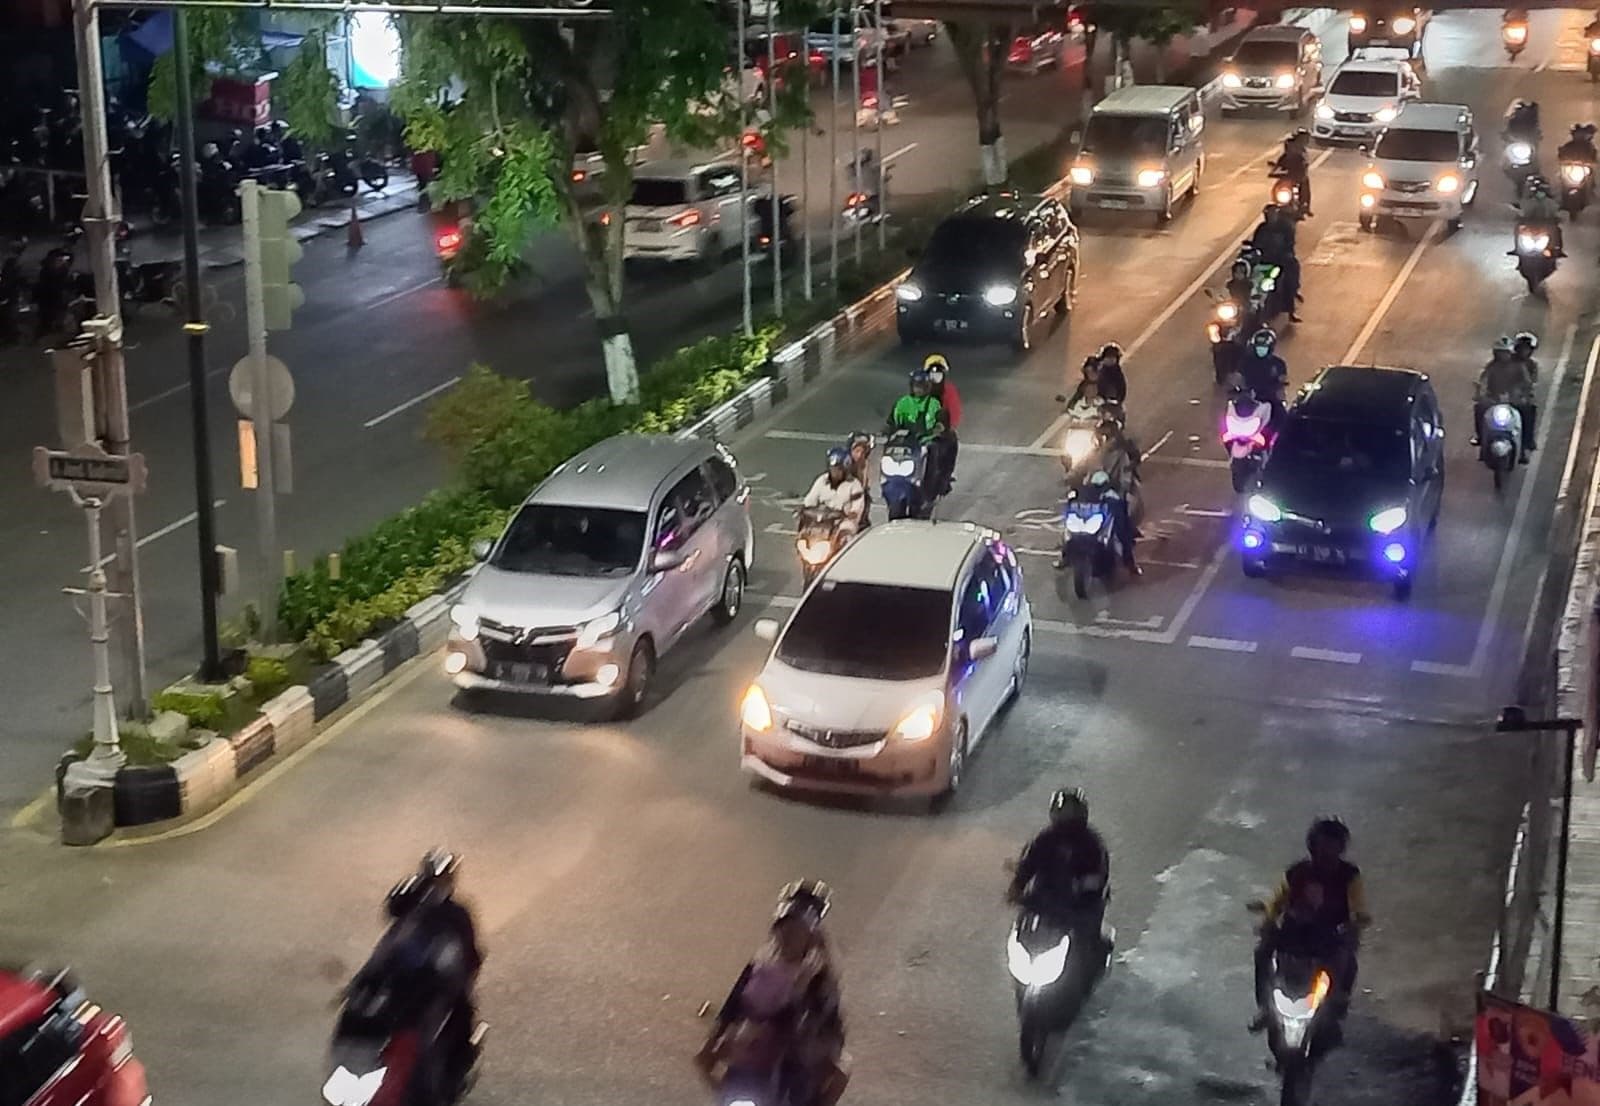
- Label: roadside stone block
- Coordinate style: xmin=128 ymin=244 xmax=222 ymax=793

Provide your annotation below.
xmin=146 ymin=710 xmax=191 ymax=746
xmin=407 ymin=595 xmax=451 ymax=655
xmin=335 ymin=639 xmax=386 ymax=702
xmin=172 ymin=737 xmax=238 ymax=816
xmin=228 ymin=715 xmax=276 ymax=778
xmin=261 ymin=686 xmax=315 ymax=757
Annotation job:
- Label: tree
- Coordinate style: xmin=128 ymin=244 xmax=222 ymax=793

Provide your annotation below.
xmin=1084 ymin=1 xmax=1204 ymax=85
xmin=945 ymin=20 xmax=1012 ymax=187
xmin=394 ymin=1 xmax=815 ymax=404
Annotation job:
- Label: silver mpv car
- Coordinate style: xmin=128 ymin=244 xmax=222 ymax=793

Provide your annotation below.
xmin=445 ymin=434 xmax=754 ymax=718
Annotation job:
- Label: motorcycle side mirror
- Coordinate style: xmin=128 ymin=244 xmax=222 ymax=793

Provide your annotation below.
xmin=969 ymin=637 xmax=999 ymax=661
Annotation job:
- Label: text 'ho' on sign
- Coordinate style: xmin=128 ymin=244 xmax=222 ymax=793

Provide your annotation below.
xmin=32 ymin=446 xmax=148 ymax=497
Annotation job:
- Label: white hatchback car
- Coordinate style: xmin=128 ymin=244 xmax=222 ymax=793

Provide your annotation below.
xmin=739 ymin=521 xmax=1031 ymax=808
xmin=1312 ymin=58 xmax=1419 ymax=144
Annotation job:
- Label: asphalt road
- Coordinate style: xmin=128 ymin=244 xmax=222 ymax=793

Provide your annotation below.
xmin=1 ymin=9 xmax=1594 ymax=1106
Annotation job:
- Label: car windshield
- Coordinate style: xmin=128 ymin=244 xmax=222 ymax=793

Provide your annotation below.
xmin=1085 ymin=114 xmax=1169 ymax=158
xmin=1233 ymin=40 xmax=1299 ymax=66
xmin=1375 ymin=127 xmax=1459 ymax=161
xmin=1272 ymin=417 xmax=1410 ymax=479
xmin=923 ymin=217 xmax=1027 ymax=267
xmin=630 ymin=178 xmax=688 ymax=207
xmin=809 ymin=17 xmax=848 ymax=34
xmin=491 ymin=505 xmax=646 ymax=577
xmin=777 ymin=581 xmax=951 ymax=680
xmin=1330 ymin=69 xmax=1398 ymax=97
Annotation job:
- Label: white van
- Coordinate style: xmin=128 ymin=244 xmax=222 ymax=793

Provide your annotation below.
xmin=1068 ymin=85 xmax=1205 ymax=223
xmin=1359 ymin=102 xmax=1480 ymax=231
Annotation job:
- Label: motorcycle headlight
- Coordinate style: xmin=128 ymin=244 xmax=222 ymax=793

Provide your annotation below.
xmin=1217 ymin=302 xmax=1239 ymax=322
xmin=983 ymin=283 xmax=1019 ymax=307
xmin=896 ymin=281 xmax=923 ymax=302
xmin=1375 ymin=106 xmax=1398 ymax=124
xmin=1316 ymin=102 xmax=1335 ymax=120
xmin=1010 ymin=933 xmax=1071 ymax=986
xmin=1006 ymin=929 xmax=1034 ymax=981
xmin=1137 ymin=168 xmax=1166 ymax=188
xmin=740 ymin=684 xmax=774 ymax=732
xmin=881 ymin=455 xmax=915 ymax=478
xmin=1436 ymin=173 xmax=1460 ymax=194
xmin=1069 ymin=164 xmax=1095 ymax=186
xmin=1349 ymin=15 xmax=1367 ymax=32
xmin=1065 ymin=510 xmax=1105 ymax=535
xmin=1564 ymin=163 xmax=1591 ymax=184
xmin=1392 ymin=15 xmax=1416 ymax=33
xmin=1508 ymin=141 xmax=1533 ymax=163
xmin=575 ymin=609 xmax=622 ymax=649
xmin=1519 ymin=231 xmax=1550 ymax=252
xmin=1247 ymin=494 xmax=1282 ymax=523
xmin=1590 ymin=36 xmax=1600 ymax=52
xmin=1064 ymin=428 xmax=1095 ymax=463
xmin=449 ymin=604 xmax=480 ymax=641
xmin=1222 ymin=71 xmax=1243 ymax=88
xmin=1275 ymin=72 xmax=1296 ymax=90
xmin=1368 ymin=505 xmax=1408 ymax=534
xmin=1489 ymin=403 xmax=1516 ymax=428
xmin=893 ymin=690 xmax=944 ymax=741
xmin=323 ymin=1066 xmax=387 ymax=1106
xmin=1362 ymin=170 xmax=1385 ymax=189
xmin=797 ymin=538 xmax=833 ymax=564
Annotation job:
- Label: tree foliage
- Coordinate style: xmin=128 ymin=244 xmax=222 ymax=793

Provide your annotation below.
xmin=1085 ymin=0 xmax=1203 ymax=50
xmin=145 ymin=10 xmax=248 ymax=124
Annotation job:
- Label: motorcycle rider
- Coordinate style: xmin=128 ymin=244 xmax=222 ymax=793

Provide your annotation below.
xmin=697 ymin=885 xmax=849 ymax=1106
xmin=1092 ymin=415 xmax=1142 ymax=575
xmin=1516 ymin=174 xmax=1564 ymax=258
xmin=1093 ymin=342 xmax=1130 ymax=405
xmin=1472 ymin=336 xmax=1537 ymax=460
xmin=887 ymin=368 xmax=951 ymax=494
xmin=380 ymin=850 xmax=484 ymax=1087
xmin=843 ymin=430 xmax=876 ymax=529
xmin=1504 ymin=98 xmax=1541 ymax=144
xmin=923 ymin=353 xmax=962 ymax=496
xmin=1007 ymin=788 xmax=1113 ymax=958
xmin=1240 ymin=327 xmax=1289 ymax=428
xmin=1272 ymin=128 xmax=1313 ymax=217
xmin=1250 ymin=204 xmax=1302 ymax=322
xmin=1251 ymin=818 xmax=1370 ymax=1034
xmin=1512 ymin=330 xmax=1541 ymax=384
xmin=1559 ymin=122 xmax=1598 ymax=169
xmin=801 ymin=447 xmax=867 ymax=536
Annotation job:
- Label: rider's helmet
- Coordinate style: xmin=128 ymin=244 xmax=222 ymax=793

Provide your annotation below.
xmin=923 ymin=352 xmax=950 ymax=384
xmin=1231 ymin=258 xmax=1251 ymax=282
xmin=1493 ymin=334 xmax=1516 ymax=357
xmin=1513 ymin=331 xmax=1539 ymax=355
xmin=846 ymin=429 xmax=875 ymax=456
xmin=908 ymin=368 xmax=932 ymax=396
xmin=1050 ymin=787 xmax=1089 ymax=826
xmin=200 ymin=142 xmax=219 ymax=159
xmin=1097 ymin=341 xmax=1124 ymax=364
xmin=1306 ymin=817 xmax=1350 ymax=857
xmin=385 ymin=848 xmax=461 ymax=919
xmin=1248 ymin=328 xmax=1277 ymax=358
xmin=825 ymin=445 xmax=849 ymax=473
xmin=776 ymin=879 xmax=833 ymax=926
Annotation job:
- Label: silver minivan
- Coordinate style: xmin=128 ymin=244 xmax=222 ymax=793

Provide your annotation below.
xmin=1220 ymin=25 xmax=1323 ymax=116
xmin=1068 ymin=85 xmax=1205 ymax=223
xmin=445 ymin=434 xmax=755 ymax=717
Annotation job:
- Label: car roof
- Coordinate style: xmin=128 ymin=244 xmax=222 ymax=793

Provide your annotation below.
xmin=951 ymin=191 xmax=1052 ymax=221
xmin=531 ymin=434 xmax=714 ymax=511
xmin=824 ymin=520 xmax=985 ymax=590
xmin=1091 ymin=84 xmax=1195 ymax=116
xmin=1387 ymin=101 xmax=1471 ymax=131
xmin=1238 ymin=24 xmax=1312 ymax=43
xmin=1331 ymin=57 xmax=1409 ymax=76
xmin=0 ymin=970 xmax=55 ymax=1039
xmin=1293 ymin=365 xmax=1428 ymax=426
xmin=633 ymin=158 xmax=736 ymax=181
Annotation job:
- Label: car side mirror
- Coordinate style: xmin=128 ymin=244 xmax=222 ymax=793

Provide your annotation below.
xmin=651 ymin=547 xmax=686 ymax=573
xmin=471 ymin=538 xmax=492 ymax=562
xmin=753 ymin=617 xmax=780 ymax=642
xmin=970 ymin=637 xmax=999 ymax=661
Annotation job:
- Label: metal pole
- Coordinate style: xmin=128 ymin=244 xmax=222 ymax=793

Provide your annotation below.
xmin=801 ymin=82 xmax=813 ymax=300
xmin=72 ymin=0 xmax=147 ymax=714
xmin=80 ymin=496 xmax=123 ymax=768
xmin=737 ymin=0 xmax=752 ymax=335
xmin=767 ymin=0 xmax=782 ymax=319
xmin=240 ymin=180 xmax=280 ymax=635
xmin=873 ymin=0 xmax=886 ymax=253
xmin=829 ymin=6 xmax=840 ymax=288
xmin=173 ymin=10 xmax=225 ymax=681
xmin=1554 ymin=721 xmax=1576 ymax=1011
xmin=851 ymin=9 xmax=863 ymax=263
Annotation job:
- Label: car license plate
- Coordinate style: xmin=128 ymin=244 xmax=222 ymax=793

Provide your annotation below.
xmin=802 ymin=755 xmax=861 ymax=777
xmin=635 ymin=219 xmax=661 ymax=233
xmin=1336 ymin=127 xmax=1367 ymax=137
xmin=1099 ymin=198 xmax=1131 ymax=209
xmin=494 ymin=661 xmax=546 ymax=683
xmin=1298 ymin=545 xmax=1344 ymax=564
xmin=935 ymin=319 xmax=968 ymax=331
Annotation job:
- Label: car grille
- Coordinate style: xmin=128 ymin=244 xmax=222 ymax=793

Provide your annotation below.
xmin=1335 ymin=111 xmax=1373 ymax=124
xmin=1244 ymin=76 xmax=1271 ymax=88
xmin=785 ymin=719 xmax=883 ymax=749
xmin=479 ymin=619 xmax=578 ymax=673
xmin=1391 ymin=180 xmax=1430 ymax=193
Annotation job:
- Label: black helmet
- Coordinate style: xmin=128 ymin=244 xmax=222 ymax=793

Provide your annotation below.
xmin=1513 ymin=330 xmax=1539 ymax=352
xmin=775 ymin=878 xmax=832 ymax=926
xmin=1231 ymin=258 xmax=1251 ymax=280
xmin=1249 ymin=328 xmax=1277 ymax=358
xmin=1306 ymin=817 xmax=1350 ymax=855
xmin=1293 ymin=127 xmax=1310 ymax=141
xmin=414 ymin=848 xmax=461 ymax=904
xmin=909 ymin=367 xmax=931 ymax=393
xmin=1262 ymin=202 xmax=1280 ymax=218
xmin=1097 ymin=342 xmax=1124 ymax=363
xmin=1050 ymin=787 xmax=1088 ymax=825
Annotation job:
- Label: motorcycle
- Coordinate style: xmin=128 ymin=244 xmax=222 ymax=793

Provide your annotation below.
xmin=1248 ymin=903 xmax=1346 ymax=1106
xmin=1560 ymin=158 xmax=1593 ymax=215
xmin=1007 ymin=891 xmax=1113 ymax=1078
xmin=1513 ymin=223 xmax=1557 ymax=292
xmin=1267 ymin=169 xmax=1303 ymax=219
xmin=1060 ymin=473 xmax=1136 ymax=600
xmin=1503 ymin=136 xmax=1538 ymax=199
xmin=329 ymin=130 xmax=390 ymax=194
xmin=842 ymin=188 xmax=878 ymax=225
xmin=113 ymin=229 xmax=179 ymax=313
xmin=1205 ymin=292 xmax=1245 ymax=385
xmin=33 ymin=232 xmax=95 ymax=340
xmin=1479 ymin=400 xmax=1523 ymax=491
xmin=1503 ymin=19 xmax=1528 ymax=59
xmin=880 ymin=429 xmax=937 ymax=520
xmin=197 ymin=152 xmax=242 ymax=225
xmin=0 ymin=242 xmax=24 ymax=345
xmin=1221 ymin=392 xmax=1275 ymax=493
xmin=1054 ymin=394 xmax=1120 ymax=486
xmin=795 ymin=505 xmax=850 ymax=585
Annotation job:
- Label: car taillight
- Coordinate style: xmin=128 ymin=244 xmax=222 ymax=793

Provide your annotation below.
xmin=1008 ymin=38 xmax=1029 ymax=60
xmin=669 ymin=210 xmax=702 ymax=227
xmin=571 ymin=168 xmax=587 ymax=182
xmin=741 ymin=132 xmax=762 ymax=149
xmin=435 ymin=228 xmax=462 ymax=253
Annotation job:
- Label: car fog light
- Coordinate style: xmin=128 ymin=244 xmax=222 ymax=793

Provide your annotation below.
xmin=596 ymin=663 xmax=620 ymax=687
xmin=1242 ymin=530 xmax=1264 ymax=551
xmin=1383 ymin=542 xmax=1407 ymax=564
xmin=444 ymin=652 xmax=467 ymax=675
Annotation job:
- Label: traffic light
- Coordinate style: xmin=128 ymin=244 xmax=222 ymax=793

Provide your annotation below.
xmin=257 ymin=187 xmax=304 ymax=331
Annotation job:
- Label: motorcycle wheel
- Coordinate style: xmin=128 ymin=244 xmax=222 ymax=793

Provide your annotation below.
xmin=1278 ymin=1055 xmax=1314 ymax=1106
xmin=1230 ymin=455 xmax=1253 ymax=494
xmin=1072 ymin=554 xmax=1091 ymax=600
xmin=1019 ymin=1015 xmax=1046 ymax=1078
xmin=1493 ymin=457 xmax=1508 ymax=492
xmin=361 ymin=162 xmax=389 ymax=191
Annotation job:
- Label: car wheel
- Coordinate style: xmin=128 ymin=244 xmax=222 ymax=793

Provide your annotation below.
xmin=1157 ymin=186 xmax=1174 ymax=224
xmin=1012 ymin=304 xmax=1034 ymax=353
xmin=931 ymin=720 xmax=968 ymax=811
xmin=1004 ymin=629 xmax=1030 ymax=708
xmin=1359 ymin=214 xmax=1375 ymax=232
xmin=712 ymin=557 xmax=745 ymax=626
xmin=1447 ymin=215 xmax=1463 ymax=232
xmin=1393 ymin=574 xmax=1414 ymax=601
xmin=1242 ymin=558 xmax=1267 ymax=579
xmin=612 ymin=639 xmax=655 ymax=720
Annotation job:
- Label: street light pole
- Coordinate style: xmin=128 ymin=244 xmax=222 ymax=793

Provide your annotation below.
xmin=766 ymin=0 xmax=782 ymax=319
xmin=851 ymin=7 xmax=862 ymax=263
xmin=1498 ymin=705 xmax=1581 ymax=1013
xmin=71 ymin=0 xmax=148 ymax=714
xmin=873 ymin=0 xmax=886 ymax=253
xmin=173 ymin=9 xmax=226 ymax=681
xmin=801 ymin=80 xmax=813 ymax=301
xmin=737 ymin=0 xmax=752 ymax=336
xmin=829 ymin=5 xmax=840 ymax=288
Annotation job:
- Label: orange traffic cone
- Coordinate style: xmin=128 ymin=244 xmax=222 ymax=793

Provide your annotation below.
xmin=347 ymin=198 xmax=364 ymax=249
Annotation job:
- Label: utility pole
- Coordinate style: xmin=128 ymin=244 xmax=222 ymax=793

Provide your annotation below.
xmin=851 ymin=6 xmax=863 ymax=263
xmin=737 ymin=0 xmax=752 ymax=335
xmin=173 ymin=9 xmax=226 ymax=681
xmin=71 ymin=0 xmax=147 ymax=714
xmin=766 ymin=0 xmax=782 ymax=319
xmin=873 ymin=0 xmax=887 ymax=253
xmin=242 ymin=181 xmax=281 ymax=635
xmin=801 ymin=76 xmax=813 ymax=301
xmin=829 ymin=5 xmax=840 ymax=288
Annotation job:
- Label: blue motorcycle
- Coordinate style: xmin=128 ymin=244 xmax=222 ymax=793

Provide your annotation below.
xmin=1060 ymin=473 xmax=1128 ymax=599
xmin=880 ymin=429 xmax=938 ymax=520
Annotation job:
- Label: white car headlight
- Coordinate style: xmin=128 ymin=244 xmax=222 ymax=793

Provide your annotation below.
xmin=740 ymin=684 xmax=773 ymax=732
xmin=1222 ymin=71 xmax=1242 ymax=88
xmin=893 ymin=690 xmax=944 ymax=741
xmin=1006 ymin=930 xmax=1071 ymax=986
xmin=1315 ymin=102 xmax=1335 ymax=121
xmin=983 ymin=283 xmax=1019 ymax=307
xmin=1069 ymin=165 xmax=1094 ymax=186
xmin=1362 ymin=170 xmax=1385 ymax=189
xmin=575 ymin=610 xmax=622 ymax=649
xmin=1368 ymin=505 xmax=1408 ymax=534
xmin=1392 ymin=15 xmax=1416 ymax=33
xmin=896 ymin=282 xmax=923 ymax=302
xmin=323 ymin=1066 xmax=387 ymax=1106
xmin=1375 ymin=106 xmax=1398 ymax=123
xmin=1247 ymin=494 xmax=1282 ymax=523
xmin=1136 ymin=168 xmax=1166 ymax=188
xmin=1436 ymin=173 xmax=1460 ymax=194
xmin=449 ymin=604 xmax=480 ymax=640
xmin=1275 ymin=72 xmax=1296 ymax=90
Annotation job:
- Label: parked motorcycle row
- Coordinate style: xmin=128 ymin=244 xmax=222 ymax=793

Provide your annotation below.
xmin=0 ymin=221 xmax=184 ymax=345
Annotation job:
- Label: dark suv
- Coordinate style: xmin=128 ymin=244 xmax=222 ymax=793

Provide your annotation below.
xmin=1347 ymin=8 xmax=1426 ymax=56
xmin=1239 ymin=365 xmax=1444 ymax=599
xmin=895 ymin=192 xmax=1079 ymax=352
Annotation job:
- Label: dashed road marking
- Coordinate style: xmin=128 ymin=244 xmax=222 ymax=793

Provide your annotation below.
xmin=1188 ymin=635 xmax=1258 ymax=653
xmin=1411 ymin=660 xmax=1473 ymax=678
xmin=1290 ymin=646 xmax=1362 ymax=665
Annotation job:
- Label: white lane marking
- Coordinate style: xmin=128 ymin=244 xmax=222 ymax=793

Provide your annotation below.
xmin=1410 ymin=659 xmax=1473 ymax=678
xmin=1028 ymin=148 xmax=1335 ymax=451
xmin=1095 ymin=611 xmax=1163 ymax=629
xmin=1031 ymin=617 xmax=1167 ymax=642
xmin=130 ymin=378 xmax=195 ymax=413
xmin=1188 ymin=635 xmax=1258 ymax=653
xmin=1155 ymin=539 xmax=1230 ymax=645
xmin=1290 ymin=646 xmax=1362 ymax=664
xmin=766 ymin=428 xmax=1231 ymax=470
xmin=882 ymin=142 xmax=918 ymax=166
xmin=1145 ymin=429 xmax=1174 ymax=457
xmin=83 ymin=499 xmax=226 ymax=570
xmin=1177 ymin=505 xmax=1230 ymax=518
xmin=367 ymin=275 xmax=443 ymax=313
xmin=363 ymin=376 xmax=462 ymax=429
xmin=1340 ymin=222 xmax=1438 ymax=364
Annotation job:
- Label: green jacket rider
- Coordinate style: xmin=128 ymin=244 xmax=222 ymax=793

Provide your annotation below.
xmin=888 ymin=368 xmax=947 ymax=441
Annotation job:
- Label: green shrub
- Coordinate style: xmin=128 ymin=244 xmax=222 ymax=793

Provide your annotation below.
xmin=245 ymin=655 xmax=292 ymax=702
xmin=152 ymin=687 xmax=228 ymax=732
xmin=423 ymin=363 xmax=531 ymax=466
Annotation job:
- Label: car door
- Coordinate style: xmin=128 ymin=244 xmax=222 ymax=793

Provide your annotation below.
xmin=647 ymin=468 xmax=720 ymax=646
xmin=1413 ymin=388 xmax=1446 ymax=522
xmin=700 ymin=452 xmax=751 ymax=579
xmin=698 ymin=165 xmax=745 ymax=250
xmin=950 ymin=553 xmax=1013 ymax=742
xmin=1024 ymin=207 xmax=1062 ymax=310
